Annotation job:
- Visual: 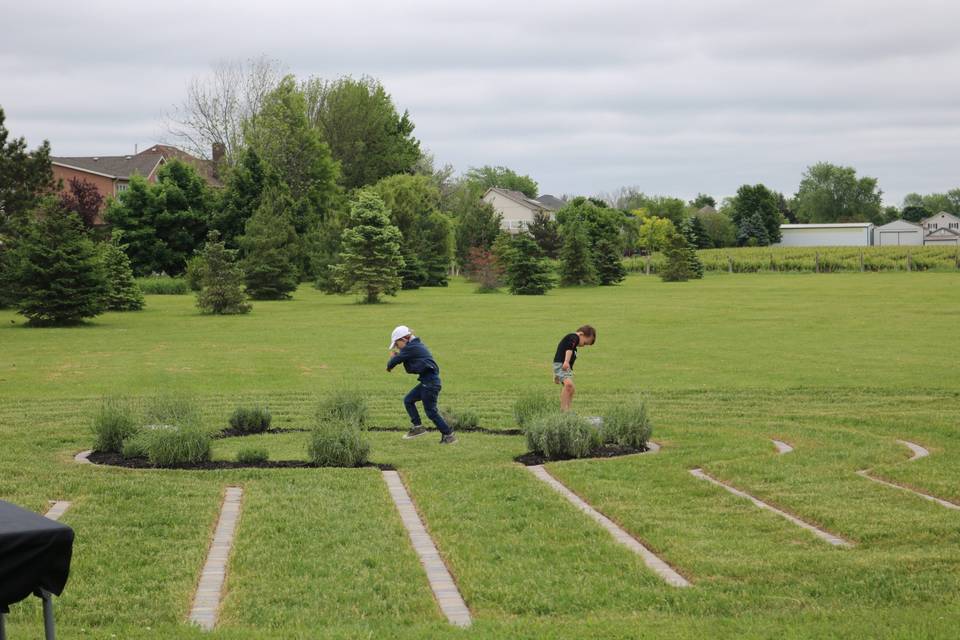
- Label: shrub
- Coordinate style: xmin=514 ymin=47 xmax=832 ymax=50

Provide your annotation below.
xmin=185 ymin=255 xmax=206 ymax=292
xmin=229 ymin=405 xmax=272 ymax=434
xmin=136 ymin=276 xmax=190 ymax=295
xmin=139 ymin=427 xmax=211 ymax=467
xmin=307 ymin=420 xmax=370 ymax=467
xmin=525 ymin=412 xmax=602 ymax=460
xmin=143 ymin=393 xmax=201 ymax=429
xmin=121 ymin=432 xmax=149 ymax=459
xmin=316 ymin=390 xmax=369 ymax=427
xmin=440 ymin=408 xmax=481 ymax=431
xmin=601 ymin=399 xmax=653 ymax=449
xmin=91 ymin=397 xmax=139 ymax=453
xmin=513 ymin=392 xmax=558 ymax=428
xmin=236 ymin=447 xmax=269 ymax=464
xmin=196 ymin=230 xmax=251 ymax=315
xmin=100 ymin=243 xmax=145 ymax=311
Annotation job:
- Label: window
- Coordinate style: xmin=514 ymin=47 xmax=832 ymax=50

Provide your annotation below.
xmin=116 ymin=183 xmax=129 ymax=194
xmin=950 ymin=223 xmax=958 ymax=229
xmin=929 ymin=223 xmax=937 ymax=230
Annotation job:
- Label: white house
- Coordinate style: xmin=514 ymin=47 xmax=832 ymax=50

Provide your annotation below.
xmin=921 ymin=212 xmax=960 ymax=246
xmin=776 ymin=223 xmax=874 ymax=247
xmin=482 ymin=188 xmax=563 ymax=233
xmin=874 ymin=219 xmax=924 ymax=246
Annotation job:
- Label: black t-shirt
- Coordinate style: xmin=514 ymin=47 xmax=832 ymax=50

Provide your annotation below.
xmin=554 ymin=333 xmax=580 ymax=367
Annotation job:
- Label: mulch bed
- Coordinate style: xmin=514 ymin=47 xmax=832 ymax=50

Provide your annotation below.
xmin=212 ymin=427 xmax=309 ymax=439
xmin=369 ymin=425 xmax=523 ymax=436
xmin=86 ymin=451 xmax=394 ymax=471
xmin=514 ymin=443 xmax=649 ymax=466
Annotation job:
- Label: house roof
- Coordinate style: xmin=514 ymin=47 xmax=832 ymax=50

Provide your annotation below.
xmin=876 ymin=219 xmax=923 ymax=230
xmin=52 ymin=153 xmax=164 ymax=180
xmin=780 ymin=223 xmax=873 ymax=229
xmin=535 ymin=194 xmax=565 ymax=211
xmin=925 ymin=227 xmax=960 ymax=238
xmin=137 ymin=145 xmax=222 ymax=187
xmin=697 ymin=205 xmax=717 ymax=215
xmin=922 ymin=211 xmax=960 ymax=224
xmin=484 ymin=187 xmax=543 ymax=212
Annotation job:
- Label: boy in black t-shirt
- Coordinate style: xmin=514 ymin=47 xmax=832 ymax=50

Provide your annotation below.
xmin=552 ymin=325 xmax=596 ymax=411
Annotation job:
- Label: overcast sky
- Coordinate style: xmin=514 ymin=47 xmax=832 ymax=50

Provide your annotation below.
xmin=3 ymin=0 xmax=959 ymax=204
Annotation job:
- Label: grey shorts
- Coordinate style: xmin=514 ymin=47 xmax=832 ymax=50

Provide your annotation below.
xmin=552 ymin=362 xmax=574 ymax=382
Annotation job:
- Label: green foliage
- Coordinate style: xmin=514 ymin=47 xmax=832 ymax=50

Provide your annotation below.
xmin=184 ymin=255 xmax=206 ymax=291
xmin=0 ymin=107 xmax=56 ymax=239
xmin=138 ymin=426 xmax=211 ymax=467
xmin=240 ymin=185 xmax=300 ymax=300
xmin=629 ymin=195 xmax=687 ymax=224
xmin=559 ymin=221 xmax=598 ymax=286
xmin=795 ymin=162 xmax=883 ymax=224
xmin=729 ymin=184 xmax=781 ymax=245
xmin=331 ymin=191 xmax=404 ymax=303
xmin=196 ymin=231 xmax=252 ymax=314
xmin=121 ymin=432 xmax=149 ymax=459
xmin=464 ymin=247 xmax=504 ymax=292
xmin=601 ymin=399 xmax=652 ymax=449
xmin=448 ymin=186 xmax=502 ymax=265
xmin=307 ymin=217 xmax=346 ymax=294
xmin=736 ymin=213 xmax=771 ymax=247
xmin=307 ymin=419 xmax=370 ymax=467
xmin=100 ymin=243 xmax=145 ymax=311
xmin=303 ymin=75 xmax=421 ymax=190
xmin=236 ymin=447 xmax=269 ymax=464
xmin=525 ymin=412 xmax=602 ymax=460
xmin=691 ymin=193 xmax=717 ymax=209
xmin=636 ymin=215 xmax=676 ymax=252
xmin=316 ymin=390 xmax=369 ymax=428
xmin=143 ymin=393 xmax=201 ymax=429
xmin=91 ymin=397 xmax=139 ymax=453
xmin=660 ymin=231 xmax=702 ymax=282
xmin=681 ymin=216 xmax=710 ymax=249
xmin=513 ymin=391 xmax=559 ymax=428
xmin=901 ymin=204 xmax=930 ymax=223
xmin=104 ymin=160 xmax=212 ymax=276
xmin=527 ymin=211 xmax=562 ymax=259
xmin=213 ymin=148 xmax=266 ymax=248
xmin=464 ymin=165 xmax=538 ymax=198
xmin=9 ymin=203 xmax=107 ymax=326
xmin=419 ymin=211 xmax=454 ymax=286
xmin=903 ymin=189 xmax=960 ymax=216
xmin=695 ymin=210 xmax=737 ymax=248
xmin=556 ymin=198 xmax=625 ymax=284
xmin=136 ymin=275 xmax=189 ymax=295
xmin=440 ymin=407 xmax=481 ymax=431
xmin=495 ymin=233 xmax=556 ymax=295
xmin=593 ymin=234 xmax=627 ymax=285
xmin=229 ymin=405 xmax=272 ymax=434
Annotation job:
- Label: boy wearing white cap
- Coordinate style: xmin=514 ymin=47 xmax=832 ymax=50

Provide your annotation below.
xmin=386 ymin=325 xmax=456 ymax=443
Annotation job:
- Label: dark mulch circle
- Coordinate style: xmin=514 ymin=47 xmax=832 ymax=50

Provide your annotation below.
xmin=514 ymin=443 xmax=649 ymax=466
xmin=212 ymin=427 xmax=309 ymax=439
xmin=368 ymin=425 xmax=523 ymax=436
xmin=86 ymin=451 xmax=394 ymax=471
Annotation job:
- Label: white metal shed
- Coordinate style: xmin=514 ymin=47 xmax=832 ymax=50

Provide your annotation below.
xmin=875 ymin=220 xmax=923 ymax=246
xmin=776 ymin=223 xmax=874 ymax=247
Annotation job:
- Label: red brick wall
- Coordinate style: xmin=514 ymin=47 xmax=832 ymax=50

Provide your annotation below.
xmin=52 ymin=165 xmax=119 ymax=225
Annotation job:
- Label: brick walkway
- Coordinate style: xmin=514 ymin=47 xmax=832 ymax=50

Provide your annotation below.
xmin=690 ymin=468 xmax=853 ymax=547
xmin=189 ymin=487 xmax=243 ymax=631
xmin=857 ymin=440 xmax=958 ymax=510
xmin=381 ymin=470 xmax=472 ymax=628
xmin=527 ymin=465 xmax=690 ymax=588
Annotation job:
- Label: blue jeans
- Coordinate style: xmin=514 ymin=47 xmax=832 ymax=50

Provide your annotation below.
xmin=403 ymin=375 xmax=452 ymax=435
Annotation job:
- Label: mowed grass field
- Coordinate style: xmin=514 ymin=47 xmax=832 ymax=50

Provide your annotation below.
xmin=1 ymin=273 xmax=959 ymax=639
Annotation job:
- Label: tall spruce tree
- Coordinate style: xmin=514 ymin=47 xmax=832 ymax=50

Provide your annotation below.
xmin=196 ymin=231 xmax=251 ymax=314
xmin=559 ymin=221 xmax=597 ymax=286
xmin=660 ymin=231 xmax=702 ymax=282
xmin=528 ymin=211 xmax=562 ymax=258
xmin=11 ymin=203 xmax=107 ymax=325
xmin=331 ymin=191 xmax=404 ymax=303
xmin=100 ymin=242 xmax=144 ymax=311
xmin=594 ymin=234 xmax=627 ymax=285
xmin=214 ymin=148 xmax=266 ymax=248
xmin=240 ymin=186 xmax=300 ymax=300
xmin=496 ymin=232 xmax=556 ymax=295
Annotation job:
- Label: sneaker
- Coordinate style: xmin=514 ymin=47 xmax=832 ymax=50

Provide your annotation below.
xmin=403 ymin=425 xmax=428 ymax=439
xmin=440 ymin=433 xmax=458 ymax=445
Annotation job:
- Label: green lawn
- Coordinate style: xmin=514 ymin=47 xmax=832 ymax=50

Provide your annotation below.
xmin=1 ymin=274 xmax=958 ymax=638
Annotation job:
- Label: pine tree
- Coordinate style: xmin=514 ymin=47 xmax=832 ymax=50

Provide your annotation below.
xmin=196 ymin=231 xmax=251 ymax=314
xmin=528 ymin=211 xmax=562 ymax=258
xmin=559 ymin=221 xmax=597 ymax=286
xmin=11 ymin=203 xmax=107 ymax=325
xmin=331 ymin=191 xmax=404 ymax=303
xmin=496 ymin=232 xmax=556 ymax=295
xmin=100 ymin=242 xmax=145 ymax=311
xmin=240 ymin=187 xmax=300 ymax=300
xmin=594 ymin=234 xmax=627 ymax=285
xmin=660 ymin=231 xmax=700 ymax=282
xmin=736 ymin=212 xmax=770 ymax=247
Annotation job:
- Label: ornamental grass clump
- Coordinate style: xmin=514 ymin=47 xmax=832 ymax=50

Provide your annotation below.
xmin=236 ymin=447 xmax=269 ymax=464
xmin=525 ymin=412 xmax=602 ymax=460
xmin=307 ymin=419 xmax=370 ymax=467
xmin=91 ymin=397 xmax=139 ymax=453
xmin=440 ymin=407 xmax=481 ymax=431
xmin=229 ymin=405 xmax=272 ymax=434
xmin=513 ymin=392 xmax=558 ymax=428
xmin=139 ymin=427 xmax=211 ymax=467
xmin=316 ymin=390 xmax=369 ymax=428
xmin=136 ymin=276 xmax=190 ymax=295
xmin=601 ymin=399 xmax=653 ymax=449
xmin=143 ymin=393 xmax=201 ymax=429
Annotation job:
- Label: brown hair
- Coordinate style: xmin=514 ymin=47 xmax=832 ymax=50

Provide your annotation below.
xmin=578 ymin=325 xmax=596 ymax=342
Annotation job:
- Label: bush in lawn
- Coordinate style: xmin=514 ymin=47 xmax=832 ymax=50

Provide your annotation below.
xmin=140 ymin=427 xmax=211 ymax=467
xmin=236 ymin=447 xmax=269 ymax=464
xmin=136 ymin=275 xmax=190 ymax=295
xmin=184 ymin=255 xmax=206 ymax=291
xmin=121 ymin=432 xmax=149 ymax=459
xmin=495 ymin=232 xmax=556 ymax=295
xmin=513 ymin=391 xmax=558 ymax=428
xmin=91 ymin=397 xmax=139 ymax=453
xmin=229 ymin=405 xmax=272 ymax=434
xmin=100 ymin=242 xmax=145 ymax=311
xmin=316 ymin=390 xmax=369 ymax=427
xmin=525 ymin=412 xmax=602 ymax=460
xmin=196 ymin=230 xmax=251 ymax=315
xmin=440 ymin=407 xmax=481 ymax=431
xmin=601 ymin=399 xmax=653 ymax=449
xmin=307 ymin=420 xmax=370 ymax=467
xmin=143 ymin=393 xmax=201 ymax=429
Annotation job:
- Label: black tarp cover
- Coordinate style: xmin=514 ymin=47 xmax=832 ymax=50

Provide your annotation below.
xmin=0 ymin=500 xmax=74 ymax=613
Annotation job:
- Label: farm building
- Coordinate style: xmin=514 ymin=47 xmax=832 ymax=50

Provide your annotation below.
xmin=875 ymin=220 xmax=924 ymax=246
xmin=922 ymin=212 xmax=960 ymax=245
xmin=776 ymin=223 xmax=874 ymax=247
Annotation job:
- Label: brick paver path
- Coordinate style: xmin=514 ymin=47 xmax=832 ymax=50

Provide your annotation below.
xmin=527 ymin=465 xmax=690 ymax=588
xmin=382 ymin=470 xmax=472 ymax=628
xmin=857 ymin=440 xmax=958 ymax=510
xmin=189 ymin=487 xmax=243 ymax=631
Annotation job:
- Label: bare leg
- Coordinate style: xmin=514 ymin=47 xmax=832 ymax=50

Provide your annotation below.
xmin=560 ymin=379 xmax=575 ymax=412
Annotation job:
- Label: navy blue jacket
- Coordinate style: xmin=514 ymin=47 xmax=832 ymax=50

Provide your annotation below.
xmin=387 ymin=337 xmax=440 ymax=380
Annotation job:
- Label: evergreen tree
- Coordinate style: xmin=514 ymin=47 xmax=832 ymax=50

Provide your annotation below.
xmin=308 ymin=218 xmax=346 ymax=293
xmin=419 ymin=211 xmax=454 ymax=286
xmin=448 ymin=187 xmax=502 ymax=265
xmin=10 ymin=202 xmax=107 ymax=325
xmin=331 ymin=191 xmax=404 ymax=303
xmin=528 ymin=211 xmax=562 ymax=258
xmin=660 ymin=231 xmax=701 ymax=282
xmin=399 ymin=246 xmax=427 ymax=290
xmin=555 ymin=197 xmax=626 ymax=284
xmin=214 ymin=148 xmax=266 ymax=248
xmin=496 ymin=232 xmax=556 ymax=295
xmin=682 ymin=216 xmax=710 ymax=249
xmin=559 ymin=221 xmax=597 ymax=286
xmin=240 ymin=186 xmax=300 ymax=300
xmin=196 ymin=231 xmax=251 ymax=314
xmin=100 ymin=242 xmax=144 ymax=311
xmin=594 ymin=234 xmax=627 ymax=285
xmin=0 ymin=107 xmax=56 ymax=240
xmin=736 ymin=212 xmax=771 ymax=246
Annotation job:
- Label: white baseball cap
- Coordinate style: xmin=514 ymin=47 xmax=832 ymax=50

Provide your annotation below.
xmin=389 ymin=325 xmax=412 ymax=349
